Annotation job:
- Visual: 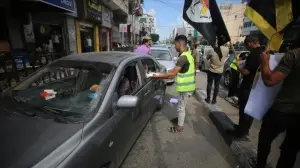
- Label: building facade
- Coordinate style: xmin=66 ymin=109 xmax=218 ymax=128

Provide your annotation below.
xmin=219 ymin=3 xmax=246 ymax=44
xmin=138 ymin=13 xmax=157 ymax=35
xmin=171 ymin=27 xmax=186 ymax=42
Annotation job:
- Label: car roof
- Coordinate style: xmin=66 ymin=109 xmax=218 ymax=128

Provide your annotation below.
xmin=150 ymin=47 xmax=170 ymax=51
xmin=60 ymin=51 xmax=143 ymax=66
xmin=152 ymin=44 xmax=167 ymax=47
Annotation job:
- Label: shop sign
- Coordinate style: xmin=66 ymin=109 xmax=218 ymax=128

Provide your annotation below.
xmin=119 ymin=24 xmax=127 ymax=33
xmin=85 ymin=0 xmax=102 ymax=23
xmin=102 ymin=6 xmax=112 ymax=28
xmin=40 ymin=0 xmax=75 ymax=12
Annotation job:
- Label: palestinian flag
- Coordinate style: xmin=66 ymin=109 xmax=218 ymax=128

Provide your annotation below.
xmin=245 ymin=0 xmax=300 ymax=50
xmin=183 ymin=0 xmax=230 ymax=47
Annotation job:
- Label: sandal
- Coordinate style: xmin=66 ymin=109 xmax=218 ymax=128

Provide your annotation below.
xmin=168 ymin=126 xmax=183 ymax=133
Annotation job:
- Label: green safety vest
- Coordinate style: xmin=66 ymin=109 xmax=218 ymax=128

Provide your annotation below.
xmin=176 ymin=51 xmax=196 ymax=92
xmin=230 ymin=58 xmax=238 ymax=71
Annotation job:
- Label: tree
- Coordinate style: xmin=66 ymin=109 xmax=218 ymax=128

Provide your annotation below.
xmin=150 ymin=34 xmax=159 ymax=43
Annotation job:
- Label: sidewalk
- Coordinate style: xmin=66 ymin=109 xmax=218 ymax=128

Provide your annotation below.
xmin=194 ymin=72 xmax=300 ymax=168
xmin=121 ymin=86 xmax=236 ymax=168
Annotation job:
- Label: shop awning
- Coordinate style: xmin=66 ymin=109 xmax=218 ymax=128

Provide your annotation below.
xmin=23 ymin=0 xmax=75 ymax=13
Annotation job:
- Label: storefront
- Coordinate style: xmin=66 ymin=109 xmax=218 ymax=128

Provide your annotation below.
xmin=76 ymin=0 xmax=102 ymax=53
xmin=100 ymin=6 xmax=113 ymax=51
xmin=0 ymin=0 xmax=76 ymax=92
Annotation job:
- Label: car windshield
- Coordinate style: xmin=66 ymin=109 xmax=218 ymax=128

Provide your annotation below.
xmin=151 ymin=49 xmax=172 ymax=61
xmin=4 ymin=60 xmax=113 ymax=116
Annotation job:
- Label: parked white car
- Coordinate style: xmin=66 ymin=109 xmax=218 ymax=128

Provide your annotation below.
xmin=151 ymin=47 xmax=176 ymax=84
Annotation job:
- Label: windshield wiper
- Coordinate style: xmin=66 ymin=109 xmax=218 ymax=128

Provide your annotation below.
xmin=43 ymin=107 xmax=84 ymax=123
xmin=43 ymin=106 xmax=82 ymax=117
xmin=12 ymin=96 xmax=29 ymax=104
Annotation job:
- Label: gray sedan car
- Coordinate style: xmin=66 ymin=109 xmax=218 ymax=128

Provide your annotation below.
xmin=0 ymin=52 xmax=166 ymax=168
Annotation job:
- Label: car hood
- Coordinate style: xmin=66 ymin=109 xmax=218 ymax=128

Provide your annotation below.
xmin=157 ymin=60 xmax=175 ymax=70
xmin=0 ymin=104 xmax=83 ymax=168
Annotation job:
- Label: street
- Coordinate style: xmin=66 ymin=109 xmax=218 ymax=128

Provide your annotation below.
xmin=121 ymin=74 xmax=236 ymax=168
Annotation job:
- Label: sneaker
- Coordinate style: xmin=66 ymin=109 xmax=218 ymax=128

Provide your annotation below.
xmin=205 ymin=98 xmax=211 ymax=104
xmin=196 ymin=70 xmax=200 ymax=73
xmin=212 ymin=99 xmax=217 ymax=104
xmin=225 ymin=97 xmax=235 ymax=104
xmin=232 ymin=96 xmax=239 ymax=103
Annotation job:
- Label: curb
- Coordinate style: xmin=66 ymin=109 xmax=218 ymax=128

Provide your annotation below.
xmin=194 ymin=89 xmax=272 ymax=168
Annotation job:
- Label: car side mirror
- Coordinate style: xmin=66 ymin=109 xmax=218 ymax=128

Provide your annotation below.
xmin=117 ymin=95 xmax=138 ymax=108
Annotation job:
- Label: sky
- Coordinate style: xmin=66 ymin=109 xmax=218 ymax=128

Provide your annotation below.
xmin=143 ymin=0 xmax=243 ymax=40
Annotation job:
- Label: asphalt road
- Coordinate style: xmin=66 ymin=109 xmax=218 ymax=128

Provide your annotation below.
xmin=121 ymin=77 xmax=236 ymax=168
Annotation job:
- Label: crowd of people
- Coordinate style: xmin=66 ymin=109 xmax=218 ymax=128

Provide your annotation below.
xmin=136 ymin=34 xmax=300 ymax=168
xmin=203 ymin=35 xmax=300 ymax=168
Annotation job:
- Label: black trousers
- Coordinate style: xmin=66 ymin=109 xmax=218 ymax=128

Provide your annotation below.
xmin=236 ymin=89 xmax=253 ymax=136
xmin=256 ymin=110 xmax=300 ymax=168
xmin=228 ymin=68 xmax=240 ymax=97
xmin=206 ymin=71 xmax=222 ymax=101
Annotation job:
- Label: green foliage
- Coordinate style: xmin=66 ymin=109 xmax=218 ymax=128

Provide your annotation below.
xmin=150 ymin=34 xmax=159 ymax=43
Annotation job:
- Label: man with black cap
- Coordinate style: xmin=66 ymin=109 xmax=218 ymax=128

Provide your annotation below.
xmin=227 ymin=36 xmax=262 ymax=138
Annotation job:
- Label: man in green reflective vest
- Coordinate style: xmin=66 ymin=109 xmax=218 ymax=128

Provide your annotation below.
xmin=152 ymin=35 xmax=195 ymax=133
xmin=225 ymin=56 xmax=240 ymax=104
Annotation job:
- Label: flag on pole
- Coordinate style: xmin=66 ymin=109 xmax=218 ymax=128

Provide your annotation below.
xmin=183 ymin=0 xmax=230 ymax=48
xmin=245 ymin=0 xmax=299 ymax=51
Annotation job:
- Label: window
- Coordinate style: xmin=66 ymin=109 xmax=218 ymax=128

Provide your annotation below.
xmin=111 ymin=62 xmax=142 ymax=115
xmin=141 ymin=59 xmax=159 ymax=82
xmin=6 ymin=60 xmax=113 ymax=115
xmin=117 ymin=62 xmax=142 ymax=97
xmin=151 ymin=49 xmax=172 ymax=61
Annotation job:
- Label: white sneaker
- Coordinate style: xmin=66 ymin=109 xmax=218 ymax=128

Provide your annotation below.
xmin=196 ymin=70 xmax=200 ymax=72
xmin=232 ymin=96 xmax=239 ymax=102
xmin=225 ymin=97 xmax=235 ymax=104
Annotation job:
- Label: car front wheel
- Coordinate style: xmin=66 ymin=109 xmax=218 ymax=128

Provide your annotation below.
xmin=224 ymin=71 xmax=231 ymax=88
xmin=156 ymin=85 xmax=166 ymax=111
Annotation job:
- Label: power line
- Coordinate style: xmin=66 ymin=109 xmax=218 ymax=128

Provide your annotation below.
xmin=152 ymin=0 xmax=181 ymax=11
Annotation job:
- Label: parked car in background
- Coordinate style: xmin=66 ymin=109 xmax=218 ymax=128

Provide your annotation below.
xmin=151 ymin=47 xmax=175 ymax=84
xmin=0 ymin=52 xmax=166 ymax=168
xmin=198 ymin=46 xmax=213 ymax=72
xmin=152 ymin=44 xmax=168 ymax=48
xmin=223 ymin=51 xmax=250 ymax=87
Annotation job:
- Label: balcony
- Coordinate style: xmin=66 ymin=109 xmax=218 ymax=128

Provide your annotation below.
xmin=102 ymin=0 xmax=129 ymax=16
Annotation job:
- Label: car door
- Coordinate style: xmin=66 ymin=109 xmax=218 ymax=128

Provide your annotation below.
xmin=109 ymin=61 xmax=147 ymax=167
xmin=140 ymin=58 xmax=163 ymax=113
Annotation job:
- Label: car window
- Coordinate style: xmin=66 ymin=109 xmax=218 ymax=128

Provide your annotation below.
xmin=141 ymin=59 xmax=158 ymax=82
xmin=6 ymin=60 xmax=113 ymax=115
xmin=111 ymin=62 xmax=142 ymax=115
xmin=117 ymin=62 xmax=142 ymax=97
xmin=229 ymin=55 xmax=235 ymax=62
xmin=151 ymin=49 xmax=172 ymax=61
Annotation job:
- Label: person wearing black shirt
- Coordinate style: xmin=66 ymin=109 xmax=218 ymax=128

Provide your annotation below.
xmin=228 ymin=36 xmax=262 ymax=138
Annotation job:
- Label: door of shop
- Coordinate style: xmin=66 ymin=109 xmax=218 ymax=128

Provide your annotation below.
xmin=80 ymin=22 xmax=94 ymax=53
